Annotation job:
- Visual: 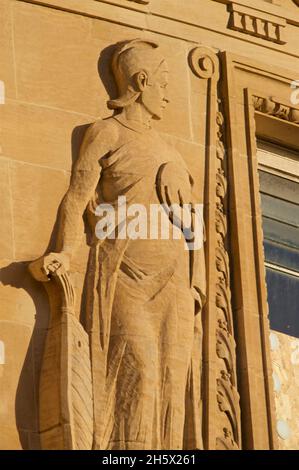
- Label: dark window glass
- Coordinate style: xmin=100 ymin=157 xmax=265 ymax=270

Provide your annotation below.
xmin=265 ymin=268 xmax=299 ymax=337
xmin=259 ymin=167 xmax=299 ymax=338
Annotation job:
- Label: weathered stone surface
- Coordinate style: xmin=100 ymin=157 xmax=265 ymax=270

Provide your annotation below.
xmin=1 ymin=101 xmax=93 ymax=171
xmin=0 ymin=160 xmax=14 ymax=260
xmin=12 ymin=2 xmax=103 ymax=116
xmin=0 ymin=322 xmax=37 ymax=439
xmin=10 ymin=162 xmax=69 ymax=260
xmin=0 ymin=0 xmax=16 ymax=100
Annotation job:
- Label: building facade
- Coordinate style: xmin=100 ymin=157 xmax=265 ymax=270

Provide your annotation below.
xmin=0 ymin=0 xmax=298 ymax=449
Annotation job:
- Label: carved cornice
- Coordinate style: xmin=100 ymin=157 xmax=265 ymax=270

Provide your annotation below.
xmin=252 ymin=95 xmax=299 ymax=124
xmin=228 ymin=2 xmax=286 ymax=44
xmin=128 ymin=0 xmax=149 ymax=3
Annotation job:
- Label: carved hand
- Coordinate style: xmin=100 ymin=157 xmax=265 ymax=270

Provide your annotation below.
xmin=29 ymin=252 xmax=71 ymax=283
xmin=156 ymin=161 xmax=194 ymax=236
xmin=157 ymin=161 xmax=192 ymax=209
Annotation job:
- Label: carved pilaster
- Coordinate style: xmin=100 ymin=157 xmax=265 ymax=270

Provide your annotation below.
xmin=189 ymin=46 xmax=241 ymax=450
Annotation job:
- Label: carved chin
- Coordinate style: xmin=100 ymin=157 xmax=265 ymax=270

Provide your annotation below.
xmin=152 ymin=107 xmax=165 ymax=120
xmin=142 ymin=101 xmax=163 ymax=120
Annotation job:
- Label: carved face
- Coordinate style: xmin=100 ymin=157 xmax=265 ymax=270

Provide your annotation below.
xmin=141 ymin=66 xmax=169 ymax=120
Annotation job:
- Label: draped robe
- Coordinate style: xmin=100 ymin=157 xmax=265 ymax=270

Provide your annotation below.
xmin=83 ymin=116 xmax=206 ymax=450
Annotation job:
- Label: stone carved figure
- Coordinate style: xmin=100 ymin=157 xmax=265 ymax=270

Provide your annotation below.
xmin=29 ymin=39 xmax=206 ymax=450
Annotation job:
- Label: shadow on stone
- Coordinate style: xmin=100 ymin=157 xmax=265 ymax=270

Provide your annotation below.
xmin=0 ymin=261 xmax=50 ymax=449
xmin=97 ymin=43 xmax=118 ymax=103
xmin=0 ymin=46 xmax=119 ymax=448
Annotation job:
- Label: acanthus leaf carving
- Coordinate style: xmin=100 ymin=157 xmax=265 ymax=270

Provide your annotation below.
xmin=216 ymin=246 xmax=229 ymax=282
xmin=128 ymin=0 xmax=149 ymax=4
xmin=217 ymin=377 xmax=240 ymax=445
xmin=216 ymin=329 xmax=237 ymax=384
xmin=216 ymin=428 xmax=238 ymax=450
xmin=214 ymin=97 xmax=241 ymax=450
